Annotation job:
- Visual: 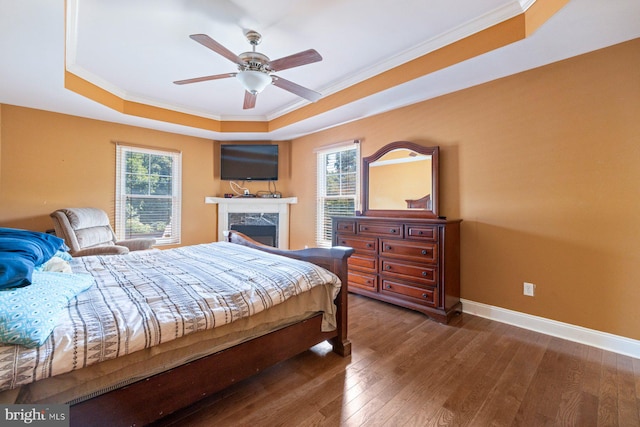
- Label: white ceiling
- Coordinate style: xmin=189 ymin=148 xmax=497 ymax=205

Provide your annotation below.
xmin=1 ymin=0 xmax=638 ymax=141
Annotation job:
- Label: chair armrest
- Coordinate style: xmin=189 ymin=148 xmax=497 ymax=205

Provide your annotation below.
xmin=72 ymin=245 xmax=130 ymax=257
xmin=116 ymin=238 xmax=156 ymax=251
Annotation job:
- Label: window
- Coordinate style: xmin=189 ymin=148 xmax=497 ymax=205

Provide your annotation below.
xmin=116 ymin=144 xmax=182 ymax=245
xmin=316 ymin=141 xmax=360 ymax=247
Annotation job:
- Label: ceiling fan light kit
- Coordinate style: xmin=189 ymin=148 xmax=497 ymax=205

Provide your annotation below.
xmin=174 ymin=31 xmax=323 ymax=109
xmin=236 ymin=70 xmax=272 ymax=95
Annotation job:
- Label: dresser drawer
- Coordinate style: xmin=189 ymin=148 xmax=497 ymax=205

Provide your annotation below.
xmin=335 ymin=235 xmax=377 ymax=253
xmin=380 ymin=239 xmax=437 ymax=263
xmin=335 ymin=219 xmax=356 ymax=234
xmin=381 ymin=279 xmax=437 ymax=306
xmin=380 ymin=259 xmax=437 ymax=286
xmin=357 ymin=222 xmax=402 ymax=237
xmin=348 ymin=271 xmax=377 ymax=291
xmin=406 ymin=225 xmax=438 ymax=242
xmin=348 ymin=254 xmax=377 ymax=273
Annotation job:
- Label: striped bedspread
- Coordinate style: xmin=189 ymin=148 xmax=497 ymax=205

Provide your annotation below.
xmin=0 ymin=242 xmax=340 ymax=392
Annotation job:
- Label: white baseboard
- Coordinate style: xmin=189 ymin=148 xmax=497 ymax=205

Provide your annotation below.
xmin=461 ymin=299 xmax=640 ymax=359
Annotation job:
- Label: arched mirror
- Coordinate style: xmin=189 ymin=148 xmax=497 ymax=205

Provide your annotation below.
xmin=361 ymin=141 xmax=439 ymax=218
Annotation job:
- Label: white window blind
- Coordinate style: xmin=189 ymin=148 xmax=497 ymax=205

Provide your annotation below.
xmin=316 ymin=141 xmax=360 ymax=248
xmin=115 ymin=144 xmax=182 ymax=245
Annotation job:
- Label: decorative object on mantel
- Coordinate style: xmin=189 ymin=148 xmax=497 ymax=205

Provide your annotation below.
xmin=334 ymin=141 xmax=462 ymax=323
xmin=205 ymin=197 xmax=297 ymax=249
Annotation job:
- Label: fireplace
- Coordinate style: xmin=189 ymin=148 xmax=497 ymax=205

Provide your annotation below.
xmin=229 ymin=212 xmax=279 ymax=247
xmin=204 ymin=197 xmax=298 ymax=249
xmin=230 ymin=224 xmax=277 ymax=247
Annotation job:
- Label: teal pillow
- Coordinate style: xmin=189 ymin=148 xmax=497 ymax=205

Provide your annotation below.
xmin=0 ymin=271 xmax=94 ymax=347
xmin=53 ymin=250 xmax=73 ymax=262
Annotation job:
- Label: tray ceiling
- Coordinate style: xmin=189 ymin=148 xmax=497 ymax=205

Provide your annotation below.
xmin=1 ymin=0 xmax=638 ymax=140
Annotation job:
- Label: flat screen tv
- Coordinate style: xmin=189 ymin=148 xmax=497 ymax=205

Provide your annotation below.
xmin=220 ymin=144 xmax=278 ymax=181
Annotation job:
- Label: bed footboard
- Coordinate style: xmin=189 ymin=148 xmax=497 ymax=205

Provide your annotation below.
xmin=226 ymin=230 xmax=354 ymax=356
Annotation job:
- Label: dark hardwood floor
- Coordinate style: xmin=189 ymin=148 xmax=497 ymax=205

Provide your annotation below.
xmin=153 ymin=294 xmax=640 ymax=426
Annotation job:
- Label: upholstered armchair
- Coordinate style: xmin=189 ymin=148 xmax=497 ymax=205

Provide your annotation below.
xmin=50 ymin=208 xmax=156 ymax=257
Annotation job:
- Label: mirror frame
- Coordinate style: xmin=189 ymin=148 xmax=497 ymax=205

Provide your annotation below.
xmin=360 ymin=141 xmax=439 ymax=218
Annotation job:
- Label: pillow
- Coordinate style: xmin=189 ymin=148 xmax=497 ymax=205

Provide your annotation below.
xmin=0 ymin=271 xmax=94 ymax=347
xmin=0 ymin=228 xmax=66 ymax=289
xmin=53 ymin=250 xmax=73 ymax=262
xmin=35 ymin=250 xmax=74 ymax=273
xmin=41 ymin=257 xmax=72 ymax=273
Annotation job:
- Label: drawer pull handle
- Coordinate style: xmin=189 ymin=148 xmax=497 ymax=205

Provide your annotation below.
xmin=385 ymin=265 xmax=391 ymax=270
xmin=362 ymin=227 xmax=368 ymax=231
xmin=390 ymin=228 xmax=397 ymax=233
xmin=386 ymin=245 xmax=392 ymax=250
xmin=366 ymin=243 xmax=372 ymax=248
xmin=422 ymin=271 xmax=427 ymax=276
xmin=421 ymin=249 xmax=428 ymax=255
xmin=418 ymin=231 xmax=424 ymax=235
xmin=422 ymin=293 xmax=428 ymax=298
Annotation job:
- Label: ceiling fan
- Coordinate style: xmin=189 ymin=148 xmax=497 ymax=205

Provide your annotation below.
xmin=174 ymin=31 xmax=323 ymax=109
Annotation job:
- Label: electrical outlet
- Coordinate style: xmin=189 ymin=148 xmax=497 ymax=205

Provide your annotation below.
xmin=523 ymin=282 xmax=535 ymax=297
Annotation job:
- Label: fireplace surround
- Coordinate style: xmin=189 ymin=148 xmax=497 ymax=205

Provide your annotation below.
xmin=204 ymin=197 xmax=297 ymax=249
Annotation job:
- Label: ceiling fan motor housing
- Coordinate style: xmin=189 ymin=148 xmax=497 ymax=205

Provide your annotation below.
xmin=239 ymin=52 xmax=270 ymax=73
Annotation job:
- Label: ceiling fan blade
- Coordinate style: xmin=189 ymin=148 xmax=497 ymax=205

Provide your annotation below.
xmin=272 ymin=76 xmax=322 ymax=102
xmin=268 ymin=49 xmax=322 ymax=72
xmin=189 ymin=34 xmax=243 ymax=65
xmin=243 ymin=91 xmax=257 ymax=109
xmin=173 ymin=72 xmax=237 ymax=85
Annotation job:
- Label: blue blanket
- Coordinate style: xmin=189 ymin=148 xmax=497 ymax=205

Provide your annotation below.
xmin=0 ymin=228 xmax=66 ymax=289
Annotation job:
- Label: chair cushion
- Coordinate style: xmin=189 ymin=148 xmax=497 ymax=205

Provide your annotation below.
xmin=75 ymin=227 xmax=115 ymax=249
xmin=61 ymin=208 xmax=111 ymax=230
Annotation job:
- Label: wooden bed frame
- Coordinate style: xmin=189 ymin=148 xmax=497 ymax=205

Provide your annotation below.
xmin=69 ymin=231 xmax=354 ymax=426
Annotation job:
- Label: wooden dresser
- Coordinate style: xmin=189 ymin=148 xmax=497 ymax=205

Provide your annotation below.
xmin=333 ymin=215 xmax=461 ymax=323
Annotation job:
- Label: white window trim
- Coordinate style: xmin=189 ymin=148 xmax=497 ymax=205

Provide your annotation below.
xmin=115 ymin=144 xmax=182 ymax=245
xmin=316 ymin=140 xmax=360 ymax=248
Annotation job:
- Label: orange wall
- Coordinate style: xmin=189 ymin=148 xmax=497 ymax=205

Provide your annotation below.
xmin=0 ymin=107 xmax=217 ymax=247
xmin=289 ymin=39 xmax=640 ymax=340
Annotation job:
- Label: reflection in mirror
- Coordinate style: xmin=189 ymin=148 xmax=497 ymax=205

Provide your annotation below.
xmin=361 ymin=141 xmax=439 ymax=218
xmin=369 ymin=149 xmax=432 ymax=210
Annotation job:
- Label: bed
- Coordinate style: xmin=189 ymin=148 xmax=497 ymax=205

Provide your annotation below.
xmin=0 ymin=228 xmax=353 ymax=426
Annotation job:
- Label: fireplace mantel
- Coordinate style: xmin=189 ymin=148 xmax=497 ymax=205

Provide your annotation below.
xmin=204 ymin=197 xmax=297 ymax=249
